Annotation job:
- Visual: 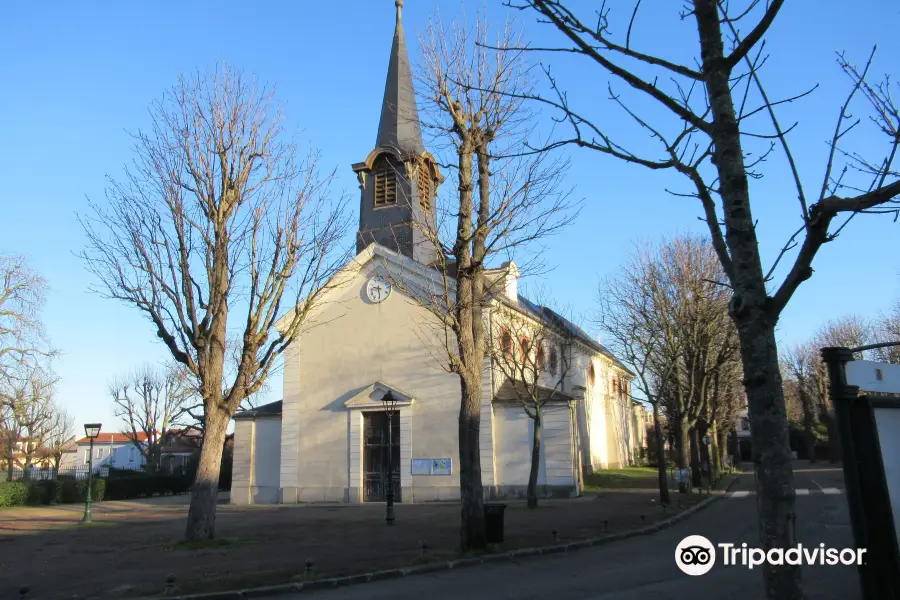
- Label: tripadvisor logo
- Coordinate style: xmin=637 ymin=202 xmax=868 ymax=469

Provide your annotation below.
xmin=675 ymin=536 xmax=867 ymax=575
xmin=675 ymin=535 xmax=716 ymax=576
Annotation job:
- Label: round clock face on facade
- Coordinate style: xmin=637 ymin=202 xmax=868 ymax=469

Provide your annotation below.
xmin=366 ymin=275 xmax=392 ymax=303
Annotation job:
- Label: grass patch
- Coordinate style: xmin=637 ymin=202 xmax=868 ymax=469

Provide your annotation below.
xmin=583 ymin=467 xmax=661 ymax=490
xmin=167 ymin=536 xmax=243 ymax=551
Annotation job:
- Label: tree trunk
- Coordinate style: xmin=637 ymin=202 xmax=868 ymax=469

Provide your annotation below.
xmin=689 ymin=426 xmax=702 ymax=487
xmin=453 ymin=138 xmax=486 ymax=551
xmin=458 ymin=372 xmax=486 ymax=549
xmin=527 ymin=406 xmax=542 ymax=509
xmin=184 ymin=406 xmax=228 ymax=541
xmin=716 ymin=425 xmax=728 ymax=471
xmin=675 ymin=415 xmax=690 ymax=469
xmin=738 ymin=318 xmax=801 ymax=596
xmin=652 ymin=402 xmax=669 ymax=505
xmin=693 ymin=1 xmax=802 ymax=595
xmin=710 ymin=421 xmax=720 ymax=477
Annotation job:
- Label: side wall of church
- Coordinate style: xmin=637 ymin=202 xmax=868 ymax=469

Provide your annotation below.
xmin=492 ymin=402 xmax=576 ymax=498
xmin=231 ymin=416 xmax=282 ymax=505
xmin=280 ymin=263 xmax=467 ymax=503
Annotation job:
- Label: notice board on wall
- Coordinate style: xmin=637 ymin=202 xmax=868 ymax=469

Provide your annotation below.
xmin=410 ymin=458 xmax=452 ymax=475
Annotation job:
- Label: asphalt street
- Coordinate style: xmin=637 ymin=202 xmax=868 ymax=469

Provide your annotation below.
xmin=287 ymin=463 xmax=861 ymax=600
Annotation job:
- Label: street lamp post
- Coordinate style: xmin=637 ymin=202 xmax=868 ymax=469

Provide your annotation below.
xmin=82 ymin=423 xmax=102 ymax=523
xmin=381 ymin=391 xmax=397 ymax=525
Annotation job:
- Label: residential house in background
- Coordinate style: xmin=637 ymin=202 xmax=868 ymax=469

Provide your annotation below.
xmin=72 ymin=429 xmax=201 ymax=474
xmin=73 ymin=432 xmax=149 ymax=471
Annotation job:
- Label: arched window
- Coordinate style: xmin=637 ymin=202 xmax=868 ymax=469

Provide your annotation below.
xmin=588 ymin=362 xmax=596 ymax=387
xmin=373 ymin=157 xmax=397 ymax=207
xmin=536 ymin=345 xmax=546 ymax=372
xmin=519 ymin=336 xmax=530 ymax=361
xmin=549 ymin=347 xmax=558 ymax=375
xmin=500 ymin=328 xmax=513 ymax=359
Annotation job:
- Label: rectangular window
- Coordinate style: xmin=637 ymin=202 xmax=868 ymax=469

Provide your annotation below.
xmin=84 ymin=449 xmax=90 ymax=464
xmin=374 ymin=163 xmax=397 ymax=206
xmin=96 ymin=448 xmax=104 ymax=459
xmin=129 ymin=447 xmax=136 ymax=462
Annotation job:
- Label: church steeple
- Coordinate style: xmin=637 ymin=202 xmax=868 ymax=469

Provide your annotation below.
xmin=352 ymin=0 xmax=443 ymax=265
xmin=375 ymin=0 xmax=425 ymax=155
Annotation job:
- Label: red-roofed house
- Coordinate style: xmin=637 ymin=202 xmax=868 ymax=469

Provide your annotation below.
xmin=72 ymin=430 xmax=201 ymax=473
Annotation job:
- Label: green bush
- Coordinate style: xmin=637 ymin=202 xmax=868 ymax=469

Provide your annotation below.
xmin=57 ymin=478 xmax=105 ymax=504
xmin=104 ymin=470 xmax=191 ymax=500
xmin=26 ymin=480 xmax=60 ymax=505
xmin=0 ymin=482 xmax=28 ymax=507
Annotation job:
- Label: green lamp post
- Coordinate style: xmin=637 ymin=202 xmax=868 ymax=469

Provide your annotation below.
xmin=82 ymin=423 xmax=102 ymax=523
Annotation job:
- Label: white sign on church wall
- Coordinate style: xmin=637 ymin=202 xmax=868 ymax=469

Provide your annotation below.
xmin=411 ymin=458 xmax=452 ymax=476
xmin=846 ymin=359 xmax=900 ymax=551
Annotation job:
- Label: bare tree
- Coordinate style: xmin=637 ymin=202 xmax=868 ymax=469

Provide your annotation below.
xmin=111 ymin=363 xmax=193 ymax=471
xmin=80 ymin=65 xmax=350 ymax=541
xmin=500 ymin=2 xmax=899 ymax=595
xmin=0 ymin=255 xmax=54 ymax=381
xmin=0 ymin=364 xmax=56 ymax=479
xmin=412 ymin=11 xmax=576 ymax=550
xmin=597 ymin=241 xmax=679 ymax=505
xmin=873 ymin=300 xmax=900 ymax=364
xmin=487 ymin=293 xmax=574 ymax=508
xmin=41 ymin=405 xmax=74 ymax=477
xmin=812 ymin=315 xmax=870 ymax=462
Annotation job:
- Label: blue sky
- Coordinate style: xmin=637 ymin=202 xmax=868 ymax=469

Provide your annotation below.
xmin=1 ymin=1 xmax=898 ymax=432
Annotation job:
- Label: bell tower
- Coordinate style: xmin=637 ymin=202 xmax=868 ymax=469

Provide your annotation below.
xmin=352 ymin=0 xmax=442 ymax=266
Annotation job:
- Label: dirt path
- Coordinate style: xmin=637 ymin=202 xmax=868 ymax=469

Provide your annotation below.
xmin=0 ymin=491 xmax=709 ymax=599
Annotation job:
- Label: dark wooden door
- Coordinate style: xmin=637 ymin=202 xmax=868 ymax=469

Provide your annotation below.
xmin=363 ymin=412 xmax=401 ymax=502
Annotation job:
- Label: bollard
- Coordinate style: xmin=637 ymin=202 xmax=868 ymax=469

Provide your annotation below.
xmin=603 ymin=518 xmax=609 ymax=533
xmin=305 ymin=559 xmax=314 ymax=576
xmin=662 ymin=503 xmax=668 ymax=515
xmin=640 ymin=515 xmax=645 ymax=525
xmin=164 ymin=574 xmax=176 ymax=596
xmin=552 ymin=528 xmax=559 ymax=543
xmin=19 ymin=585 xmax=29 ymax=599
xmin=419 ymin=541 xmax=430 ymax=558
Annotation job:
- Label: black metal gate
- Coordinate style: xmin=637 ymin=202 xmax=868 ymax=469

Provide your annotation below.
xmin=822 ymin=345 xmax=900 ymax=600
xmin=363 ymin=412 xmax=401 ymax=502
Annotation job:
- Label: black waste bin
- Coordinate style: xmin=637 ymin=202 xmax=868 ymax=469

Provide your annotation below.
xmin=484 ymin=503 xmax=508 ymax=543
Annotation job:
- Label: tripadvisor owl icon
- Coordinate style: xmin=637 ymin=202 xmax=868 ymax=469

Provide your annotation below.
xmin=676 ymin=535 xmax=716 ymax=576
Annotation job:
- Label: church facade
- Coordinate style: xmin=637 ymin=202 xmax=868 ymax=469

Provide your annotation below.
xmin=230 ymin=2 xmax=643 ymax=506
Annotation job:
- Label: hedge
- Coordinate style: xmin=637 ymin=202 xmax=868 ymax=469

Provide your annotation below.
xmin=0 ymin=482 xmax=29 ymax=507
xmin=104 ymin=471 xmax=191 ymax=500
xmin=0 ymin=478 xmax=106 ymax=507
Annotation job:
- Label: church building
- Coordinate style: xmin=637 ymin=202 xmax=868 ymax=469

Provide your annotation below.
xmin=230 ymin=1 xmax=643 ymax=506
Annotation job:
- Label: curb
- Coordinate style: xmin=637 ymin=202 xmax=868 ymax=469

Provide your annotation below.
xmin=150 ymin=476 xmax=740 ymax=600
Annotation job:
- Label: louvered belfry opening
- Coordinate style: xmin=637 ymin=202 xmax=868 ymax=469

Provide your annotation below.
xmin=374 ymin=157 xmax=398 ymax=207
xmin=418 ymin=163 xmax=431 ymax=212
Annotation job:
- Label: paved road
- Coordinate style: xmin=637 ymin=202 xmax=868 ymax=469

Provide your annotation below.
xmin=288 ymin=463 xmax=861 ymax=600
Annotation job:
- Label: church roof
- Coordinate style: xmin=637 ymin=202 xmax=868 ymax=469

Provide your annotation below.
xmin=374 ymin=0 xmax=425 ymax=155
xmin=514 ymin=294 xmax=636 ymax=377
xmin=233 ymin=400 xmax=283 ymax=420
xmin=494 ymin=377 xmax=576 ymax=404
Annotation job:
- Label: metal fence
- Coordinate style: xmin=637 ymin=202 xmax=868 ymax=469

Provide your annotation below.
xmin=1 ymin=463 xmax=186 ymax=482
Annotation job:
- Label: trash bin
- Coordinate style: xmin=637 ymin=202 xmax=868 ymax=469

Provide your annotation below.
xmin=484 ymin=503 xmax=508 ymax=544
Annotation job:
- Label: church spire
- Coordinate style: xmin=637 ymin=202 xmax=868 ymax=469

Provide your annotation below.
xmin=375 ymin=0 xmax=425 ymax=155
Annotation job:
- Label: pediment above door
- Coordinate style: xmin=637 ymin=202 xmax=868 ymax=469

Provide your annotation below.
xmin=344 ymin=381 xmax=416 ymax=410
